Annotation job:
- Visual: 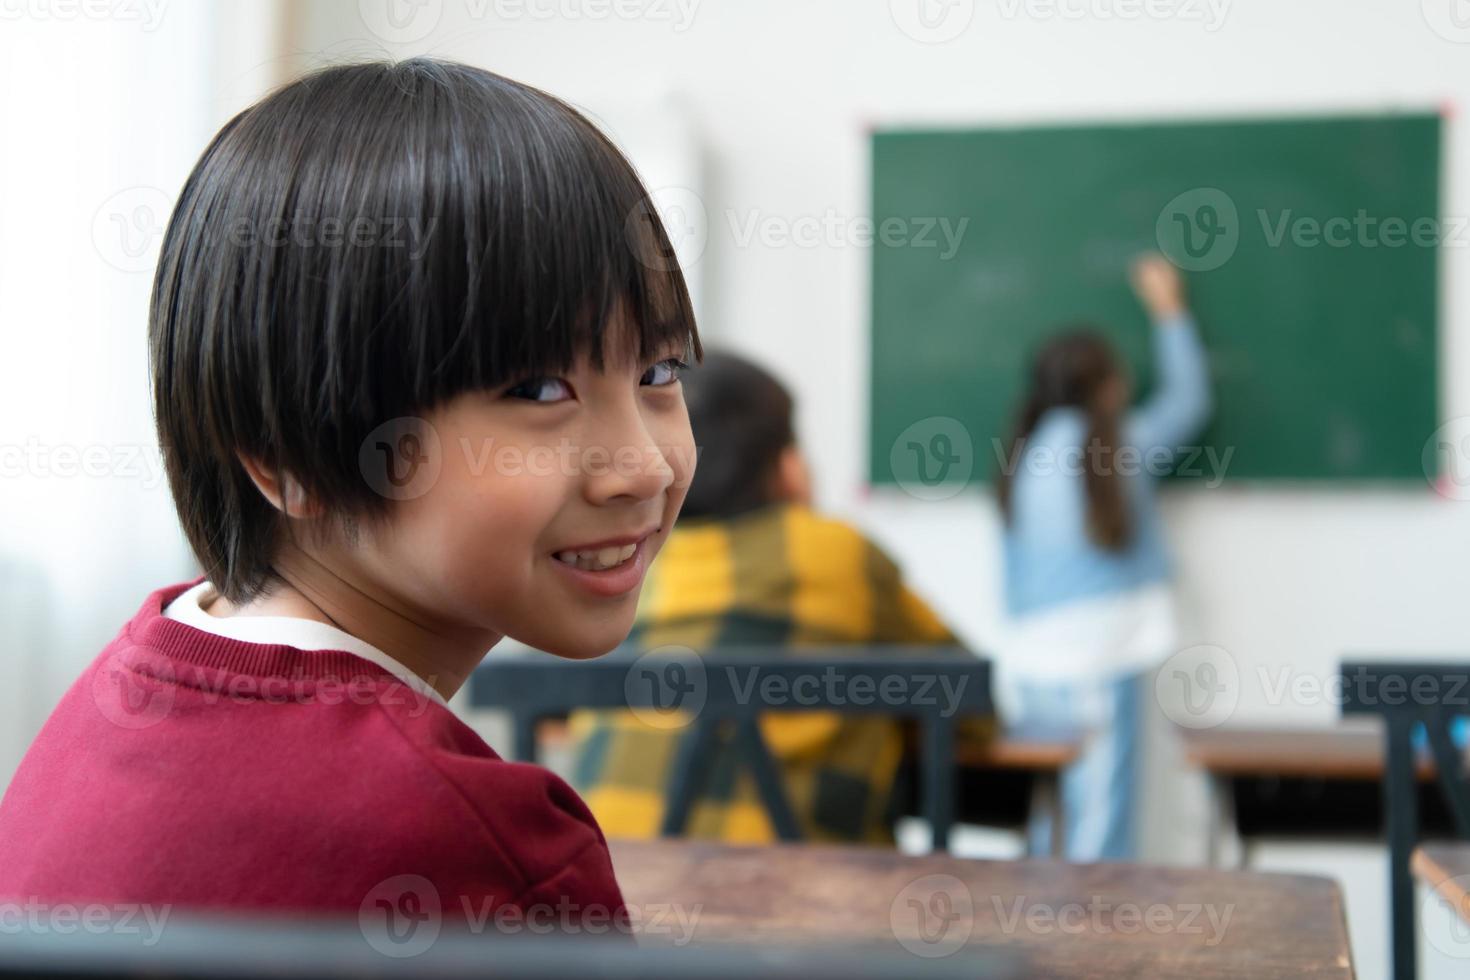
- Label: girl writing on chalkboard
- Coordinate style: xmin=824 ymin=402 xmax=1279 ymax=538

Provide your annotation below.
xmin=995 ymin=253 xmax=1211 ymax=861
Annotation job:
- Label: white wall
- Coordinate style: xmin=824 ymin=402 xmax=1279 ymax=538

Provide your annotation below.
xmin=0 ymin=3 xmax=209 ymax=780
xmin=0 ymin=0 xmax=289 ymax=783
xmin=294 ymin=0 xmax=1470 ymax=717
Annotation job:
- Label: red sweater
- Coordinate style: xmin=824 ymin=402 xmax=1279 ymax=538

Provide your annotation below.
xmin=0 ymin=578 xmax=628 ymax=937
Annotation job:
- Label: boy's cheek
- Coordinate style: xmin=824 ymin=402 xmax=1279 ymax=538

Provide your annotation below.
xmin=665 ymin=433 xmax=698 ymax=495
xmin=417 ymin=486 xmax=556 ymax=579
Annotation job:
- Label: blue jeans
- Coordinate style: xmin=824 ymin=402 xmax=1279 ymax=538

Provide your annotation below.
xmin=1012 ymin=670 xmax=1145 ymax=862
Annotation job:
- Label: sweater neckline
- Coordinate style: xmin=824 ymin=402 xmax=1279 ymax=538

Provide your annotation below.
xmin=160 ymin=579 xmax=448 ymax=707
xmin=128 ymin=577 xmax=405 ymax=687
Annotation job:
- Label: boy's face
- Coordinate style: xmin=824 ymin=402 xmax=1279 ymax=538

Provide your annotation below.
xmin=356 ymin=321 xmax=696 ymax=660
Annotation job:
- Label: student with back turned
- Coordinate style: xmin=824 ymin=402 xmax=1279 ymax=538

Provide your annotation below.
xmin=995 ymin=254 xmax=1212 ymax=862
xmin=568 ymin=350 xmax=976 ymax=844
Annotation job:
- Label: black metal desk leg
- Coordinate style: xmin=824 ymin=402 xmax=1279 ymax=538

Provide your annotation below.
xmin=732 ymin=717 xmax=803 ymax=841
xmin=660 ymin=716 xmax=721 ymax=837
xmin=923 ymin=713 xmax=957 ymax=853
xmin=1423 ymin=710 xmax=1470 ymax=838
xmin=1384 ymin=713 xmax=1418 ymax=980
xmin=512 ymin=713 xmax=538 ymax=764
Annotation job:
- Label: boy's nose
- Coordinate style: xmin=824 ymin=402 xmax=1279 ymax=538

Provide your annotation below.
xmin=580 ymin=438 xmax=676 ymax=506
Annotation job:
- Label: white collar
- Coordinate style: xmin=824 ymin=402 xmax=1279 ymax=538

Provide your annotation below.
xmin=162 ymin=579 xmax=449 ymax=709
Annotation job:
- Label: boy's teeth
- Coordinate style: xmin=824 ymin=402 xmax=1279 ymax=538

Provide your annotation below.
xmin=555 ymin=542 xmax=638 ymax=571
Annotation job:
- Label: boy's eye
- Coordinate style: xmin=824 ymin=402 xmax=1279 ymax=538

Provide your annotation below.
xmin=642 ymin=357 xmax=687 ymax=387
xmin=503 ymin=377 xmax=573 ymax=403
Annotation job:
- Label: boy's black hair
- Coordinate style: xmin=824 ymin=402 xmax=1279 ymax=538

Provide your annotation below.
xmin=678 ymin=350 xmax=795 ymax=521
xmin=150 ymin=58 xmax=701 ymax=603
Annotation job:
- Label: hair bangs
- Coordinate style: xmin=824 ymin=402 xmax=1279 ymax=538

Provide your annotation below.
xmin=382 ymin=60 xmax=701 ymax=407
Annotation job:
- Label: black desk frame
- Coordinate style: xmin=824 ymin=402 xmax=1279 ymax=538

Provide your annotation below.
xmin=470 ymin=646 xmax=992 ymax=851
xmin=1339 ymin=660 xmax=1470 ymax=980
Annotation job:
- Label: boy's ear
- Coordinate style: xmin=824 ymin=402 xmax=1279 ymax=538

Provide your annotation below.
xmin=766 ymin=444 xmax=813 ymax=508
xmin=235 ymin=452 xmax=324 ymax=520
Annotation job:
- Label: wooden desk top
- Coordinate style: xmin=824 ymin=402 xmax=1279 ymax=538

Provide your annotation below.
xmin=539 ymin=719 xmax=1084 ymax=771
xmin=1413 ymin=844 xmax=1470 ymax=924
xmin=956 ymin=723 xmax=1083 ymax=771
xmin=1179 ymin=724 xmax=1437 ymax=781
xmin=610 ymin=839 xmax=1355 ymax=979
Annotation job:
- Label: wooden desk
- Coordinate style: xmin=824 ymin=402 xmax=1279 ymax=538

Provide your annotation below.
xmin=536 ymin=718 xmax=1081 ymax=771
xmin=956 ymin=723 xmax=1082 ymax=771
xmin=541 ymin=719 xmax=1082 ymax=769
xmin=1181 ymin=725 xmax=1436 ymax=782
xmin=611 ymin=838 xmax=1356 ymax=979
xmin=1179 ymin=724 xmax=1440 ymax=867
xmin=1413 ymin=844 xmax=1470 ymax=924
xmin=954 ymin=723 xmax=1082 ymax=857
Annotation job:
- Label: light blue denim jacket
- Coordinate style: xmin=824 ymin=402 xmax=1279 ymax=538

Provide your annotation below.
xmin=1002 ymin=314 xmax=1211 ymax=617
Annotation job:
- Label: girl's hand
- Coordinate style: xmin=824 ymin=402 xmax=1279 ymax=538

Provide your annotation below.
xmin=1130 ymin=253 xmax=1187 ymax=322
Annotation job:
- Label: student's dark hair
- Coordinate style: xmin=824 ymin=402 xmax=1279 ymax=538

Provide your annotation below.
xmin=677 ymin=350 xmax=795 ymax=521
xmin=996 ymin=329 xmax=1131 ymax=552
xmin=149 ymin=58 xmax=701 ymax=604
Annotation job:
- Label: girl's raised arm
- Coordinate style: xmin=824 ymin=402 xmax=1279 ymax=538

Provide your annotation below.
xmin=1128 ymin=254 xmax=1213 ymax=456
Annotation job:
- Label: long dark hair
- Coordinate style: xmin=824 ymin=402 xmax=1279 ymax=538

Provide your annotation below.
xmin=996 ymin=329 xmax=1131 ymax=552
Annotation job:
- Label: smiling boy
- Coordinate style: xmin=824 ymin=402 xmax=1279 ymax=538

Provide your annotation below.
xmin=0 ymin=58 xmax=701 ymax=933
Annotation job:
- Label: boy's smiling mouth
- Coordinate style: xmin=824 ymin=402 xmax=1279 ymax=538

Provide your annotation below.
xmin=552 ymin=525 xmax=659 ymax=568
xmin=549 ymin=526 xmax=661 ymax=595
xmin=554 ymin=543 xmax=638 ymax=572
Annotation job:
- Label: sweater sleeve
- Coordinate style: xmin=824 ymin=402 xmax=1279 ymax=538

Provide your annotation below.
xmin=1128 ymin=312 xmax=1213 ymax=458
xmin=425 ymin=747 xmax=630 ymax=935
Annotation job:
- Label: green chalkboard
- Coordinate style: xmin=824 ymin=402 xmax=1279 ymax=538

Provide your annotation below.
xmin=870 ymin=113 xmax=1440 ymax=487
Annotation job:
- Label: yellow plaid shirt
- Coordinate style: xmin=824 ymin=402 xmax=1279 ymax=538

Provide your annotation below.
xmin=566 ymin=503 xmax=981 ymax=845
